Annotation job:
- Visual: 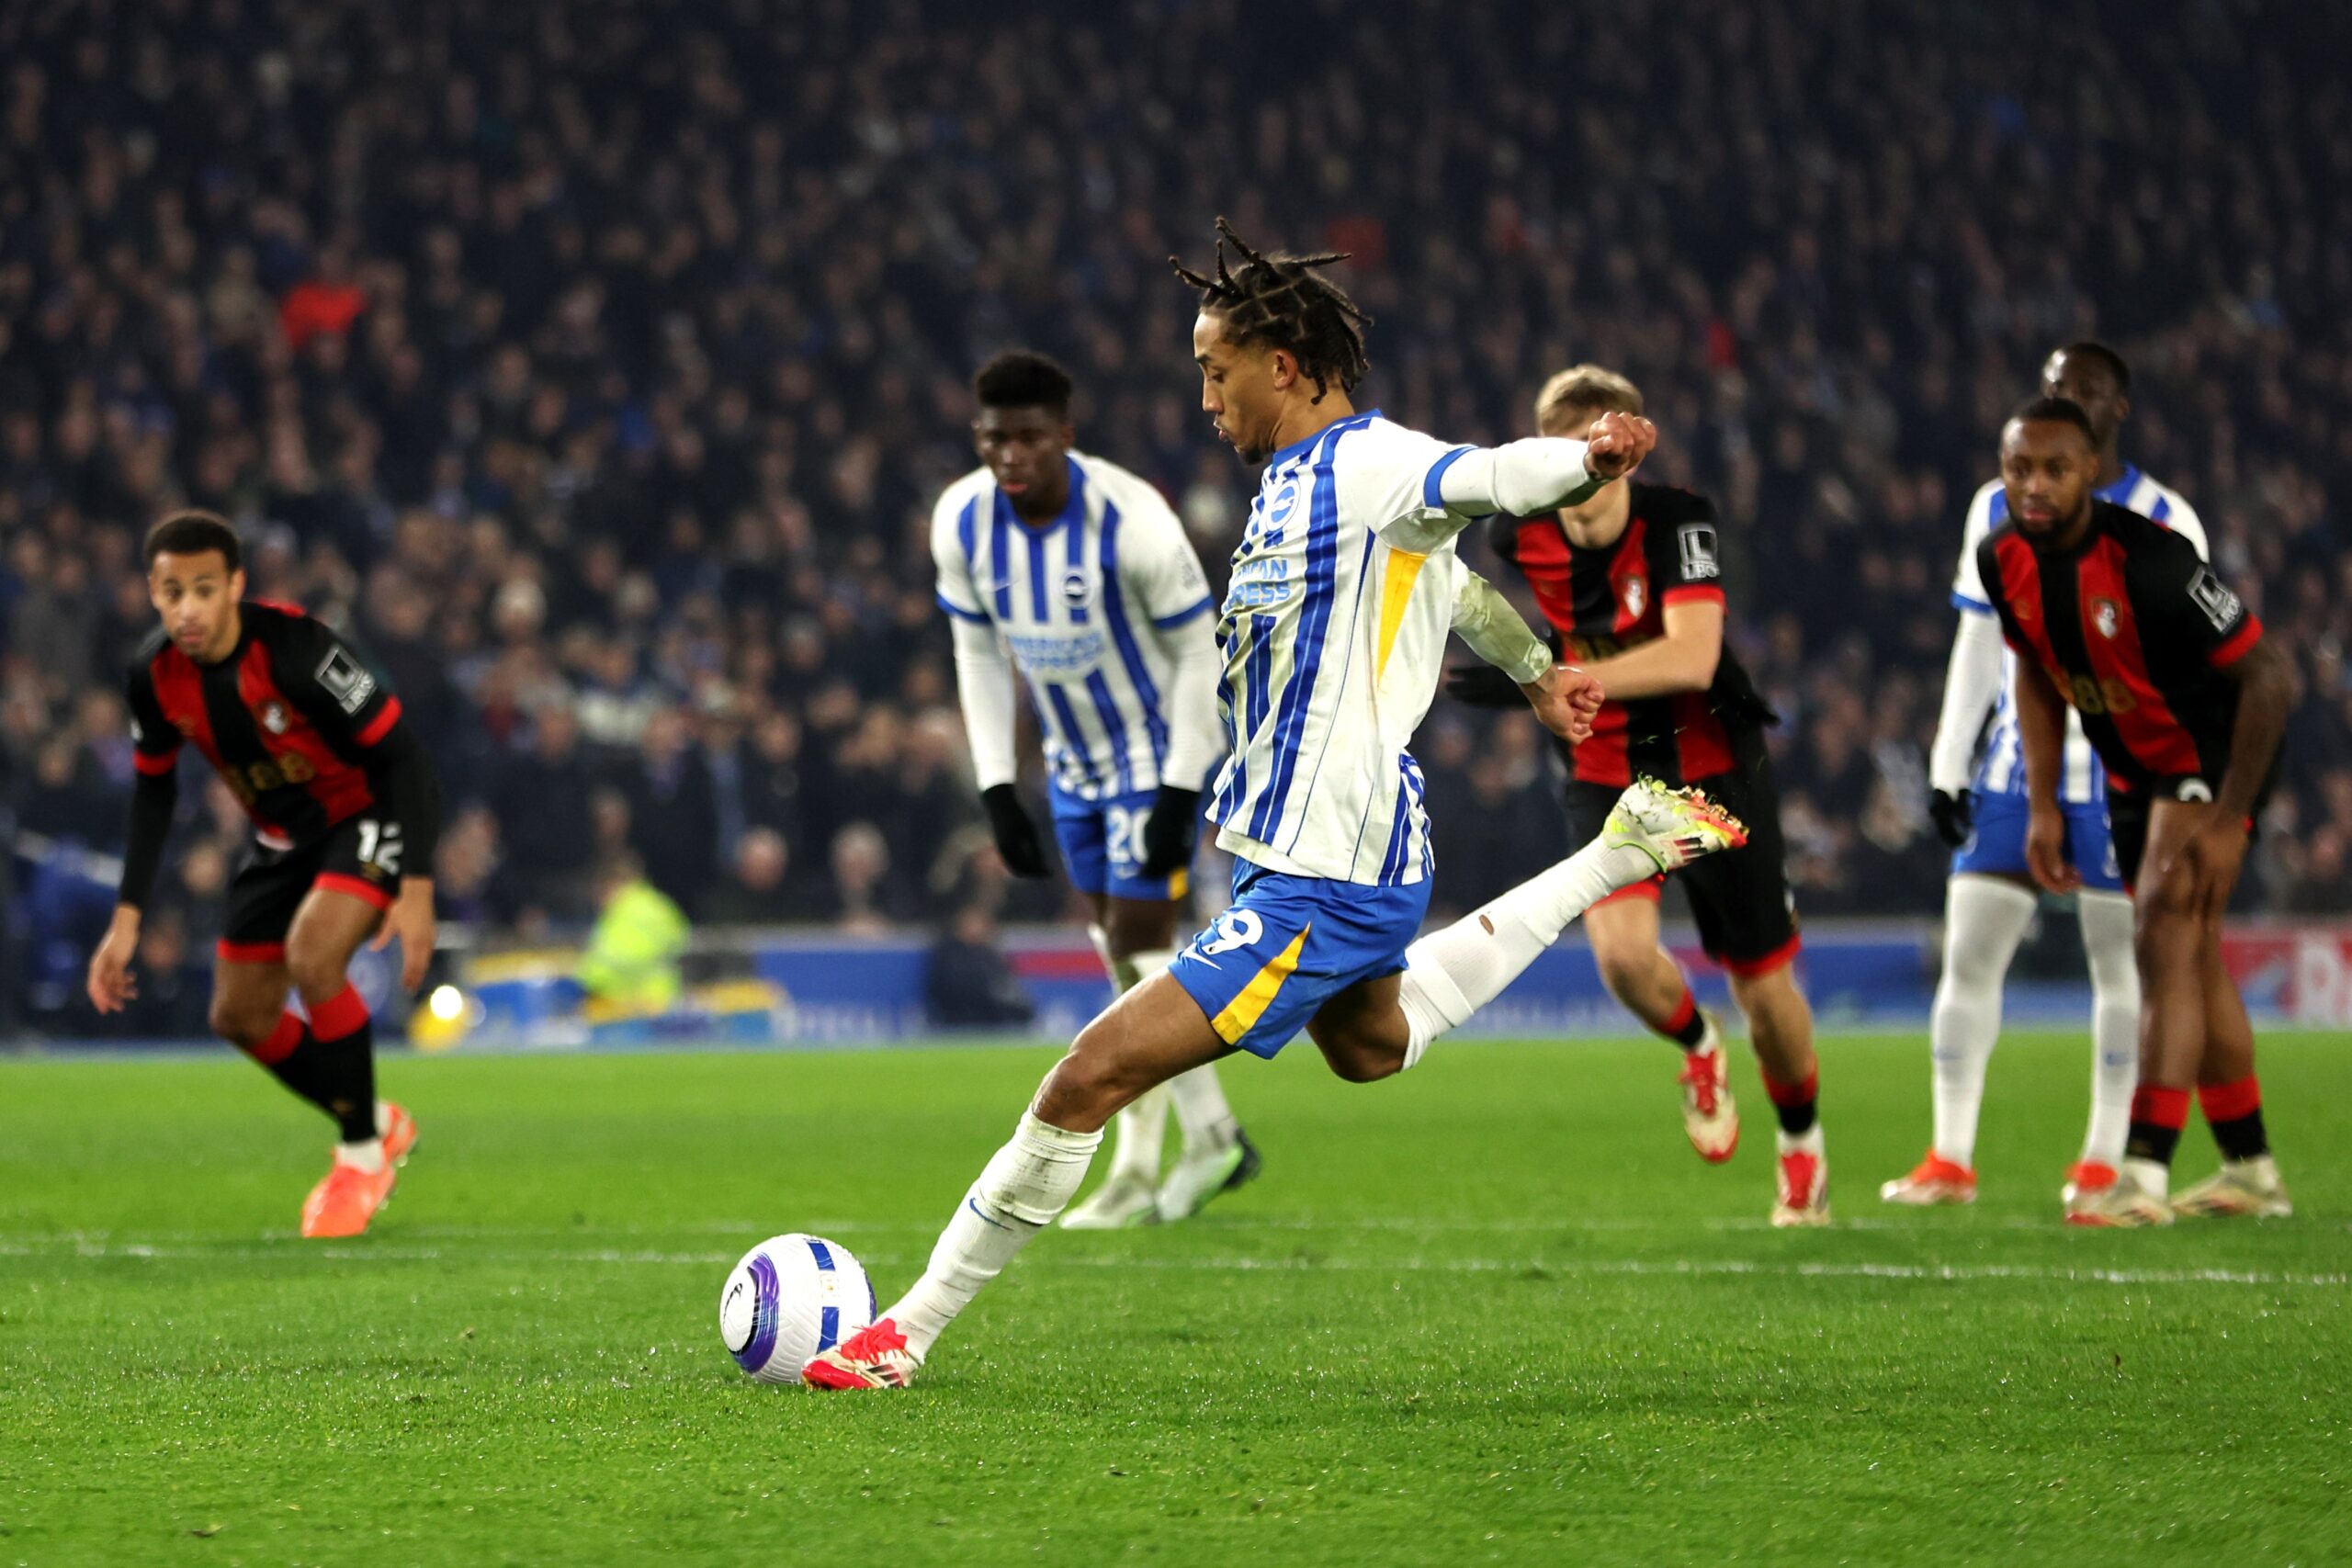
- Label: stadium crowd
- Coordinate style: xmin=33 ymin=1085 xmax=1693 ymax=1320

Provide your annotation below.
xmin=4 ymin=0 xmax=2349 ymax=1032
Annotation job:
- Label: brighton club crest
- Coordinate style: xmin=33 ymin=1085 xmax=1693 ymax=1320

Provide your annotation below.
xmin=1623 ymin=576 xmax=1647 ymax=619
xmin=2091 ymin=598 xmax=2120 ymax=639
xmin=261 ymin=701 xmax=290 ymax=734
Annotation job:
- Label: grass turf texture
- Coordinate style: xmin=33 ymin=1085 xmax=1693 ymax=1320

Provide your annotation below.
xmin=3 ymin=1031 xmax=2347 ymax=1567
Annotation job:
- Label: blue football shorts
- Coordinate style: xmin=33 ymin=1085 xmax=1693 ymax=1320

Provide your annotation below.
xmin=1951 ymin=789 xmax=2123 ymax=893
xmin=1167 ymin=858 xmax=1431 ymax=1058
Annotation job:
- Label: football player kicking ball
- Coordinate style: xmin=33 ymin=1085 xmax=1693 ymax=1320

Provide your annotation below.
xmin=1976 ymin=400 xmax=2292 ymax=1226
xmin=1452 ymin=365 xmax=1826 ymax=1226
xmin=86 ymin=511 xmax=442 ymax=1238
xmin=806 ymin=220 xmax=1746 ymax=1389
xmin=935 ymin=350 xmax=1257 ymax=1227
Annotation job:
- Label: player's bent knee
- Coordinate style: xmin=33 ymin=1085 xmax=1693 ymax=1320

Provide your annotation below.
xmin=1319 ymin=1034 xmax=1403 ymax=1084
xmin=208 ymin=996 xmax=274 ymax=1049
xmin=282 ymin=936 xmax=354 ymax=1002
xmin=1037 ymin=1041 xmax=1147 ymax=1126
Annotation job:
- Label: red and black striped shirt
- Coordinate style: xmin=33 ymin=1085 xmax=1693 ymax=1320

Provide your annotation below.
xmin=1488 ymin=483 xmax=1771 ymax=787
xmin=1976 ymin=500 xmax=2264 ymax=792
xmin=124 ymin=601 xmax=404 ymax=848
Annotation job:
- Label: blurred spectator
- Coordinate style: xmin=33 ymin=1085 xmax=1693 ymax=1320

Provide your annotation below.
xmin=702 ymin=828 xmax=807 ymax=926
xmin=578 ymin=853 xmax=691 ymax=1015
xmin=622 ymin=707 xmax=718 ymax=913
xmin=822 ymin=822 xmax=906 ymax=936
xmin=488 ymin=705 xmax=600 ymax=923
xmin=926 ymin=905 xmax=1038 ymax=1030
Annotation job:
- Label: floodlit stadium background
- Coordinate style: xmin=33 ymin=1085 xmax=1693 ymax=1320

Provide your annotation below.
xmin=4 ymin=0 xmax=2350 ymax=1043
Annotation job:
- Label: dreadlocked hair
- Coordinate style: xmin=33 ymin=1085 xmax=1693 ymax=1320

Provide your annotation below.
xmin=1170 ymin=216 xmax=1371 ymax=403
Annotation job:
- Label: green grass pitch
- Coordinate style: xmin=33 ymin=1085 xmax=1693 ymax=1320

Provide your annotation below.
xmin=4 ymin=1029 xmax=2348 ymax=1566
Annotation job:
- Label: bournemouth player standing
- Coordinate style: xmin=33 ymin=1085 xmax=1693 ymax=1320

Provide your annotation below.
xmin=934 ymin=351 xmax=1257 ymax=1227
xmin=804 ymin=221 xmax=1746 ymax=1389
xmin=1974 ymin=400 xmax=2292 ymax=1226
xmin=1453 ymin=365 xmax=1827 ymax=1227
xmin=1889 ymin=343 xmax=2205 ymax=1217
xmin=85 ymin=512 xmax=441 ymax=1237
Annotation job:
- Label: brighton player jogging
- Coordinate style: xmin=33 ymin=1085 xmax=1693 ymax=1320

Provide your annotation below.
xmin=1974 ymin=399 xmax=2290 ymax=1225
xmin=1454 ymin=365 xmax=1826 ymax=1226
xmin=85 ymin=511 xmax=440 ymax=1237
xmin=1886 ymin=344 xmax=2207 ymax=1220
xmin=935 ymin=350 xmax=1258 ymax=1228
xmin=806 ymin=220 xmax=1746 ymax=1389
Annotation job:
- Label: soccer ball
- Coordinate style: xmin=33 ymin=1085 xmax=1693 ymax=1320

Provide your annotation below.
xmin=718 ymin=1234 xmax=877 ymax=1383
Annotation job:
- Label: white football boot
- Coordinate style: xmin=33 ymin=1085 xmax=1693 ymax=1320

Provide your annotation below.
xmin=1771 ymin=1130 xmax=1831 ymax=1227
xmin=1604 ymin=779 xmax=1749 ymax=873
xmin=2064 ymin=1166 xmax=2176 ymax=1227
xmin=1156 ymin=1128 xmax=1262 ymax=1223
xmin=1677 ymin=1014 xmax=1740 ymax=1163
xmin=1060 ymin=1171 xmax=1161 ymax=1230
xmin=2171 ymin=1156 xmax=2293 ymax=1219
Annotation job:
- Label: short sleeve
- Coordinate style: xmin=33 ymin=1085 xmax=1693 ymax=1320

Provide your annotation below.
xmin=1114 ymin=482 xmax=1216 ymax=628
xmin=1951 ymin=479 xmax=2003 ymax=615
xmin=124 ymin=662 xmax=180 ymax=776
xmin=2139 ymin=542 xmax=2263 ymax=669
xmin=1973 ymin=536 xmax=2027 ymax=654
xmin=1645 ymin=491 xmax=1726 ymax=609
xmin=1335 ymin=422 xmax=1482 ymax=554
xmin=276 ymin=614 xmax=401 ymax=750
xmin=932 ymin=481 xmax=989 ymax=624
xmin=2154 ymin=487 xmax=2211 ymax=562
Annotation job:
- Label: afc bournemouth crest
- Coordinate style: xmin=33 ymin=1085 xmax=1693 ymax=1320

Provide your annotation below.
xmin=261 ymin=701 xmax=291 ymax=735
xmin=1623 ymin=576 xmax=1647 ymax=619
xmin=2090 ymin=598 xmax=2120 ymax=639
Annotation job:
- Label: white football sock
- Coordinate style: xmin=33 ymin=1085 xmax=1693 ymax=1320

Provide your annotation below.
xmin=335 ymin=1138 xmax=387 ymax=1173
xmin=1928 ymin=876 xmax=2036 ymax=1168
xmin=888 ymin=1111 xmax=1102 ymax=1357
xmin=1164 ymin=1066 xmax=1238 ymax=1153
xmin=374 ymin=1101 xmax=394 ymax=1137
xmin=1398 ymin=837 xmax=1661 ymax=1068
xmin=2122 ymin=1156 xmax=2169 ymax=1200
xmin=1776 ymin=1123 xmax=1826 ymax=1156
xmin=2077 ymin=891 xmax=2141 ymax=1168
xmin=1087 ymin=929 xmax=1166 ymax=1183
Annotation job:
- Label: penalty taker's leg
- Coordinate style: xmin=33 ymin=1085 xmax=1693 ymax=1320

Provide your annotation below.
xmin=1392 ymin=782 xmax=1747 ymax=1069
xmin=803 ymin=978 xmax=1232 ymax=1387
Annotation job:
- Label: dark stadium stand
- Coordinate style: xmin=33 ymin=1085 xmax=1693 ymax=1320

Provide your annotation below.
xmin=4 ymin=0 xmax=2348 ymax=1036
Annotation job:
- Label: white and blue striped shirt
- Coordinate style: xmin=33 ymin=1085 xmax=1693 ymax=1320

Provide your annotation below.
xmin=1948 ymin=467 xmax=2207 ymax=802
xmin=1208 ymin=411 xmax=1491 ymax=886
xmin=933 ymin=453 xmax=1216 ymax=803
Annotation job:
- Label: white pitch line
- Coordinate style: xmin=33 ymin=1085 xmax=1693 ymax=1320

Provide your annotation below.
xmin=2 ymin=1240 xmax=2342 ymax=1289
xmin=10 ymin=1211 xmax=2324 ymax=1247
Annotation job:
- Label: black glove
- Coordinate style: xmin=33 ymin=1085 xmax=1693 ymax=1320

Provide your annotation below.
xmin=979 ymin=784 xmax=1052 ymax=878
xmin=1137 ymin=784 xmax=1202 ymax=880
xmin=1928 ymin=787 xmax=1974 ymax=849
xmin=1443 ymin=664 xmax=1527 ymax=708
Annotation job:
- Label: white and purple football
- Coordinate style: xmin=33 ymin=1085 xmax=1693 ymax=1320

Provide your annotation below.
xmin=718 ymin=1234 xmax=877 ymax=1383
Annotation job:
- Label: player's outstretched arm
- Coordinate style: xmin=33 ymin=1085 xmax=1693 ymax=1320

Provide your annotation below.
xmin=2012 ymin=658 xmax=2078 ymax=895
xmin=1434 ymin=411 xmax=1657 ymax=523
